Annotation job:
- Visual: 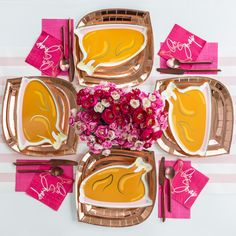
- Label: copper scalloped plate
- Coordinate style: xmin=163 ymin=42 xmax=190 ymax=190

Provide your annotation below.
xmin=2 ymin=76 xmax=78 ymax=156
xmin=76 ymin=148 xmax=156 ymax=227
xmin=74 ymin=8 xmax=154 ymax=87
xmin=156 ymin=76 xmax=234 ymax=157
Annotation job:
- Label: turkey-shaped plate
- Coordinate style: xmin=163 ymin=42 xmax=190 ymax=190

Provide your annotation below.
xmin=76 ymin=148 xmax=156 ymax=227
xmin=74 ymin=8 xmax=154 ymax=87
xmin=156 ymin=76 xmax=234 ymax=157
xmin=2 ymin=76 xmax=78 ymax=156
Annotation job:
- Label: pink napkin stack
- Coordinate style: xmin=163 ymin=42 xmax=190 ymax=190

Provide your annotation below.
xmin=25 ymin=19 xmax=73 ymax=77
xmin=15 ymin=160 xmax=74 ymax=211
xmin=158 ymin=159 xmax=209 ymax=219
xmin=158 ymin=24 xmax=218 ymax=74
xmin=42 ymin=19 xmax=74 ymax=76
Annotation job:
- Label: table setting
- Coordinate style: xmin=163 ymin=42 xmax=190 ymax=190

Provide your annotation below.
xmin=0 ymin=2 xmax=236 ymax=235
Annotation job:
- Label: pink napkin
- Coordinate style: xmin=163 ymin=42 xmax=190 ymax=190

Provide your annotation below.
xmin=42 ymin=19 xmax=74 ymax=76
xmin=160 ymin=42 xmax=218 ymax=74
xmin=25 ymin=31 xmax=62 ymax=77
xmin=26 ymin=172 xmax=73 ymax=211
xmin=158 ymin=160 xmax=191 ymax=219
xmin=172 ymin=160 xmax=209 ymax=209
xmin=15 ymin=160 xmax=74 ymax=193
xmin=158 ymin=24 xmax=206 ymax=61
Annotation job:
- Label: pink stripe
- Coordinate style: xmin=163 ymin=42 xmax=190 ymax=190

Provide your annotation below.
xmin=0 ymin=57 xmax=26 ymax=66
xmin=0 ymin=173 xmax=236 ymax=183
xmin=0 ymin=56 xmax=235 ymax=66
xmin=208 ymin=174 xmax=236 ymax=183
xmin=0 ymin=173 xmax=15 ymax=182
xmin=0 ymin=153 xmax=80 ymax=163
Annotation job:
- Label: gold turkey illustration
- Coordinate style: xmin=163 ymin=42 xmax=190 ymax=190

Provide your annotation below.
xmin=17 ymin=77 xmax=67 ymax=150
xmin=80 ymin=157 xmax=153 ymax=208
xmin=75 ymin=24 xmax=147 ymax=75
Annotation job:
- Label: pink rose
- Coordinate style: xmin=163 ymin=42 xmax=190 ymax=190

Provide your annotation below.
xmin=102 ymin=141 xmax=113 ymax=149
xmin=95 ymin=125 xmax=109 ymax=139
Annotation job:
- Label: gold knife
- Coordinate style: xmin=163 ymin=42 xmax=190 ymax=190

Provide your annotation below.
xmin=68 ymin=18 xmax=75 ymax=82
xmin=156 ymin=68 xmax=221 ymax=75
xmin=159 ymin=156 xmax=166 ymax=222
xmin=13 ymin=159 xmax=78 ymax=166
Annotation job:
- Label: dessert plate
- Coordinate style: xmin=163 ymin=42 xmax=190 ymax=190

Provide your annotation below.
xmin=74 ymin=8 xmax=154 ymax=87
xmin=2 ymin=76 xmax=78 ymax=156
xmin=156 ymin=76 xmax=234 ymax=157
xmin=76 ymin=148 xmax=156 ymax=227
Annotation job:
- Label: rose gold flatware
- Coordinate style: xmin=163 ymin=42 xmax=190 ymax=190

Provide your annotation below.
xmin=59 ymin=26 xmax=70 ymax=72
xmin=167 ymin=57 xmax=212 ymax=69
xmin=165 ymin=166 xmax=175 ymax=212
xmin=159 ymin=156 xmax=166 ymax=222
xmin=156 ymin=68 xmax=221 ymax=75
xmin=13 ymin=159 xmax=78 ymax=166
xmin=17 ymin=166 xmax=64 ymax=176
xmin=68 ymin=18 xmax=75 ymax=82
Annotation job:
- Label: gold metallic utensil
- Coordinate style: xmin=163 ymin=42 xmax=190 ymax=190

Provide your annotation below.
xmin=13 ymin=159 xmax=78 ymax=166
xmin=159 ymin=156 xmax=165 ymax=222
xmin=68 ymin=18 xmax=75 ymax=82
xmin=165 ymin=166 xmax=175 ymax=212
xmin=167 ymin=58 xmax=212 ymax=69
xmin=59 ymin=26 xmax=69 ymax=72
xmin=17 ymin=166 xmax=64 ymax=176
xmin=156 ymin=68 xmax=221 ymax=74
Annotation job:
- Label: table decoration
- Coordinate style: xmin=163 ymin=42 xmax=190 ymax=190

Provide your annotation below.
xmin=42 ymin=18 xmax=74 ymax=77
xmin=160 ymin=42 xmax=219 ymax=74
xmin=76 ymin=148 xmax=156 ymax=227
xmin=172 ymin=159 xmax=209 ymax=209
xmin=79 ymin=157 xmax=152 ymax=208
xmin=74 ymin=8 xmax=154 ymax=86
xmin=158 ymin=160 xmax=191 ymax=219
xmin=2 ymin=76 xmax=78 ymax=156
xmin=158 ymin=24 xmax=206 ymax=62
xmin=69 ymin=82 xmax=167 ymax=155
xmin=25 ymin=31 xmax=63 ymax=77
xmin=156 ymin=77 xmax=234 ymax=157
xmin=15 ymin=159 xmax=74 ymax=192
xmin=26 ymin=167 xmax=74 ymax=211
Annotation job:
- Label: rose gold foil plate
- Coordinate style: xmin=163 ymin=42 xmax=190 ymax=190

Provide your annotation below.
xmin=156 ymin=76 xmax=234 ymax=157
xmin=74 ymin=8 xmax=154 ymax=87
xmin=2 ymin=76 xmax=78 ymax=156
xmin=76 ymin=148 xmax=156 ymax=227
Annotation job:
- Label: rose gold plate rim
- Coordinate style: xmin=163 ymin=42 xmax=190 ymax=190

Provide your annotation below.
xmin=155 ymin=76 xmax=234 ymax=157
xmin=76 ymin=148 xmax=156 ymax=227
xmin=1 ymin=76 xmax=78 ymax=156
xmin=74 ymin=8 xmax=154 ymax=87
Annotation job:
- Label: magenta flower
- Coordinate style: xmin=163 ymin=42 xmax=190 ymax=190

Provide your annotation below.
xmin=95 ymin=125 xmax=109 ymax=139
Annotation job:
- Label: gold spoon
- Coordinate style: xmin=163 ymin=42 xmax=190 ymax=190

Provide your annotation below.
xmin=17 ymin=166 xmax=64 ymax=176
xmin=59 ymin=26 xmax=69 ymax=72
xmin=165 ymin=166 xmax=175 ymax=212
xmin=167 ymin=57 xmax=212 ymax=69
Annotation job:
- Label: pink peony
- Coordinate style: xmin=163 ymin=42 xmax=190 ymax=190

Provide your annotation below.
xmin=141 ymin=128 xmax=153 ymax=141
xmin=102 ymin=109 xmax=117 ymax=124
xmin=95 ymin=125 xmax=109 ymax=139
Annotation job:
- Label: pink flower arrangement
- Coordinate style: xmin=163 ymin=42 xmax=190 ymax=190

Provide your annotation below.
xmin=70 ymin=82 xmax=168 ymax=156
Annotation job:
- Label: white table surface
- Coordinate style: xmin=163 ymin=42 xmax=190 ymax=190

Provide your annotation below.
xmin=1 ymin=0 xmax=236 ymax=235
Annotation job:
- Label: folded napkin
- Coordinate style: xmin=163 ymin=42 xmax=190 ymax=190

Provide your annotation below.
xmin=25 ymin=31 xmax=62 ymax=77
xmin=42 ymin=19 xmax=74 ymax=76
xmin=158 ymin=160 xmax=191 ymax=219
xmin=160 ymin=42 xmax=218 ymax=74
xmin=15 ymin=159 xmax=74 ymax=193
xmin=158 ymin=24 xmax=206 ymax=62
xmin=172 ymin=160 xmax=209 ymax=209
